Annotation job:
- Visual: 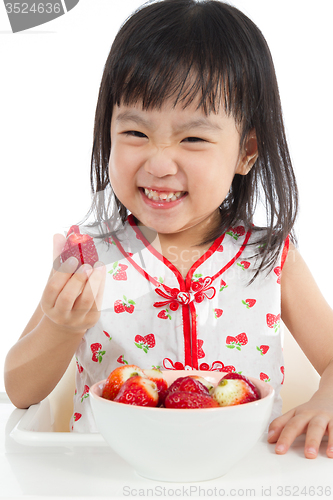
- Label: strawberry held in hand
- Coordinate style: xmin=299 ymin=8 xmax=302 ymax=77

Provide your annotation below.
xmin=102 ymin=365 xmax=146 ymax=401
xmin=114 ymin=376 xmax=159 ymax=407
xmin=212 ymin=373 xmax=260 ymax=407
xmin=61 ymin=225 xmax=99 ymax=268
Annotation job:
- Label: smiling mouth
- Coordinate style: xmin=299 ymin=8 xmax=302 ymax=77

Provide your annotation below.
xmin=142 ymin=188 xmax=187 ymax=202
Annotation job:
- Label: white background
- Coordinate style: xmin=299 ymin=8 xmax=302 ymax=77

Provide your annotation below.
xmin=0 ymin=0 xmax=332 ymax=392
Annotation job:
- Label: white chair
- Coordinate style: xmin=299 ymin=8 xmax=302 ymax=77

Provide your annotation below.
xmin=48 ymin=325 xmax=320 ymax=432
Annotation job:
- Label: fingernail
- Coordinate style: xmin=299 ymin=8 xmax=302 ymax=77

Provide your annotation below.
xmin=62 ymin=256 xmax=79 ymax=272
xmin=77 ymin=263 xmax=92 ymax=275
xmin=268 ymin=430 xmax=275 ymax=440
xmin=306 ymin=447 xmax=317 ymax=456
xmin=276 ymin=444 xmax=286 ymax=453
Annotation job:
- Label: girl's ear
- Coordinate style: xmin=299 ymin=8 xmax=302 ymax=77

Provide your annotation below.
xmin=236 ymin=129 xmax=258 ymax=176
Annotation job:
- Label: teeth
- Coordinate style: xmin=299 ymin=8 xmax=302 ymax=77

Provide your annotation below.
xmin=144 ymin=188 xmax=184 ymax=202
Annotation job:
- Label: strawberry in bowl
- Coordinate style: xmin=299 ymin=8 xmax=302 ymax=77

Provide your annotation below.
xmin=89 ymin=369 xmax=274 ymax=482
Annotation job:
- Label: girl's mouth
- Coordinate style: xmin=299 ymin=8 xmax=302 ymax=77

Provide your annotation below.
xmin=142 ymin=188 xmax=187 ymax=202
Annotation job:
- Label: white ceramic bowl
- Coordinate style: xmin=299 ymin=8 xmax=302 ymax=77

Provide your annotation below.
xmin=90 ymin=370 xmax=274 ymax=482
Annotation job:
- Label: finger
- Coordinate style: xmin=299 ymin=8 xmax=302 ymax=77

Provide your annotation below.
xmin=93 ymin=263 xmax=107 ymax=311
xmin=42 ymin=257 xmax=79 ymax=309
xmin=73 ymin=262 xmax=106 ymax=312
xmin=304 ymin=416 xmax=328 ymax=458
xmin=55 ymin=264 xmax=93 ymax=312
xmin=52 ymin=233 xmax=67 ymax=273
xmin=326 ymin=420 xmax=333 ymax=458
xmin=273 ymin=414 xmax=308 ymax=455
xmin=267 ymin=409 xmax=296 ymax=443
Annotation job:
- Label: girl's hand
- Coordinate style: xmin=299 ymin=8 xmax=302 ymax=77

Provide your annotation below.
xmin=40 ymin=234 xmax=106 ymax=335
xmin=267 ymin=392 xmax=333 ymax=458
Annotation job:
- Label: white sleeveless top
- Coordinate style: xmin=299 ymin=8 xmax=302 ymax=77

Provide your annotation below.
xmin=70 ymin=215 xmax=288 ymax=432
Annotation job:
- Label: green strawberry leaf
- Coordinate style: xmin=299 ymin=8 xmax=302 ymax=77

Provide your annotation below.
xmin=226 ymin=344 xmax=235 ymax=349
xmin=134 ymin=343 xmax=143 ymax=349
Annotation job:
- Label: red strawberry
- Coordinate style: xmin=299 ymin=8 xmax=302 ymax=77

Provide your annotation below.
xmin=143 ymin=368 xmax=168 ymax=406
xmin=280 ymin=366 xmax=285 ymax=384
xmin=166 ymin=376 xmax=209 ymax=397
xmin=73 ymin=412 xmax=82 ymax=422
xmin=134 ymin=334 xmax=155 ymax=353
xmin=114 ymin=300 xmax=125 ymax=314
xmin=165 ymin=391 xmax=219 ymax=409
xmin=212 ymin=376 xmax=259 ymax=406
xmin=274 ymin=266 xmax=281 ymax=284
xmin=103 ymin=330 xmax=112 ymax=341
xmin=189 ymin=375 xmax=214 ymax=393
xmin=257 ymin=344 xmax=269 ymax=355
xmin=226 ymin=226 xmax=245 ymax=240
xmin=124 ymin=304 xmax=134 ymax=314
xmin=242 ymin=299 xmax=256 ymax=308
xmin=90 ymin=343 xmax=105 ymax=363
xmin=61 ymin=226 xmax=98 ymax=268
xmin=266 ymin=313 xmax=280 ymax=331
xmin=113 ymin=263 xmax=128 ymax=281
xmin=197 ymin=339 xmax=205 ymax=359
xmin=260 ymin=372 xmax=270 ymax=382
xmin=219 ymin=279 xmax=228 ymax=291
xmin=117 ymin=354 xmax=128 ymax=364
xmin=114 ymin=376 xmax=158 ymax=407
xmin=81 ymin=385 xmax=90 ymax=402
xmin=157 ymin=310 xmax=171 ymax=320
xmin=214 ymin=308 xmax=223 ymax=318
xmin=102 ymin=364 xmax=146 ymax=400
xmin=222 ymin=372 xmax=260 ymax=399
xmin=226 ymin=333 xmax=248 ymax=351
xmin=114 ymin=296 xmax=135 ymax=314
xmin=76 ymin=358 xmax=83 ymax=373
xmin=237 ymin=260 xmax=251 ymax=270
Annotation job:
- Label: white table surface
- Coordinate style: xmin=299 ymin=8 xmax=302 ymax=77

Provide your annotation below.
xmin=1 ymin=393 xmax=332 ymax=499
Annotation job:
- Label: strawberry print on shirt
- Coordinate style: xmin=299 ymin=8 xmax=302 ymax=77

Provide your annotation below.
xmin=71 ymin=216 xmax=288 ymax=432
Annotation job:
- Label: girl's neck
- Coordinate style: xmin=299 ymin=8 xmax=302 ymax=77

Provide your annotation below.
xmin=135 ymin=210 xmax=222 ymax=278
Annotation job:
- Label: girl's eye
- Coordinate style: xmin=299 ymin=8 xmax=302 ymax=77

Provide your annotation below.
xmin=182 ymin=137 xmax=206 ymax=143
xmin=125 ymin=131 xmax=147 ymax=138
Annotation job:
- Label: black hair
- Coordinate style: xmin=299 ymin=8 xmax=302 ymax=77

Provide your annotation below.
xmin=85 ymin=0 xmax=298 ymax=278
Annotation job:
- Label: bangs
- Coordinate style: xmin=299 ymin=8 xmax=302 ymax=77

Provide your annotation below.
xmin=109 ymin=0 xmax=254 ymax=123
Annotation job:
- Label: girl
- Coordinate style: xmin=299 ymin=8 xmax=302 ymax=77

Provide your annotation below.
xmin=4 ymin=0 xmax=333 ymax=459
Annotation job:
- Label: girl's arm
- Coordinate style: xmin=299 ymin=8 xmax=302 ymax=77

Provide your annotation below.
xmin=268 ymin=242 xmax=333 ymax=458
xmin=4 ymin=235 xmax=106 ymax=409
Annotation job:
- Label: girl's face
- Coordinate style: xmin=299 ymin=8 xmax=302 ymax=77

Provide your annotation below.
xmin=109 ymin=98 xmax=256 ymax=243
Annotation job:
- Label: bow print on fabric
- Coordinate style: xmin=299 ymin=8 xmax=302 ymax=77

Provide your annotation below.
xmin=153 ymin=277 xmax=216 ymax=310
xmin=163 ymin=358 xmax=236 ymax=373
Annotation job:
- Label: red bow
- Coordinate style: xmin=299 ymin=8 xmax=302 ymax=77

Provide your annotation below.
xmin=153 ymin=277 xmax=216 ymax=310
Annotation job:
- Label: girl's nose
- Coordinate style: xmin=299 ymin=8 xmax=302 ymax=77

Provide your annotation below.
xmin=144 ymin=149 xmax=178 ymax=178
